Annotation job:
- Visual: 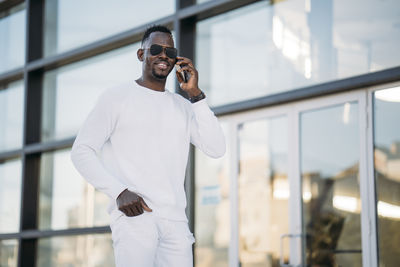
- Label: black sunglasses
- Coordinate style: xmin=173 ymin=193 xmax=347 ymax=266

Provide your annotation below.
xmin=144 ymin=44 xmax=178 ymax=59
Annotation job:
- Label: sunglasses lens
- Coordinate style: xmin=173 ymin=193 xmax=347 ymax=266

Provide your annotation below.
xmin=150 ymin=44 xmax=163 ymax=56
xmin=165 ymin=48 xmax=177 ymax=59
xmin=148 ymin=45 xmax=178 ymax=59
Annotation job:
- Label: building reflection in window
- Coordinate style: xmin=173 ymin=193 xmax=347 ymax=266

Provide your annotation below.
xmin=195 ymin=123 xmax=230 ymax=267
xmin=196 ymin=0 xmax=400 ymax=107
xmin=238 ymin=116 xmax=289 ymax=267
xmin=0 ymin=3 xmax=26 ymax=74
xmin=37 ymin=234 xmax=114 ymax=267
xmin=39 ymin=148 xmax=109 ymax=230
xmin=43 ymin=0 xmax=174 ymax=56
xmin=301 ymin=102 xmax=362 ymax=267
xmin=0 ymin=158 xmax=22 ymax=233
xmin=373 ymin=86 xmax=400 ymax=267
xmin=0 ymin=239 xmax=18 ymax=267
xmin=0 ymin=80 xmax=24 ymax=152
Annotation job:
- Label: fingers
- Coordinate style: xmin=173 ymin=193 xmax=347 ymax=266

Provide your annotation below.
xmin=176 ymin=70 xmax=184 ymax=84
xmin=118 ymin=200 xmax=143 ymax=217
xmin=176 ymin=56 xmax=194 ymax=67
xmin=118 ymin=197 xmax=152 ymax=217
xmin=177 ymin=64 xmax=195 ymax=76
xmin=141 ymin=198 xmax=153 ymax=212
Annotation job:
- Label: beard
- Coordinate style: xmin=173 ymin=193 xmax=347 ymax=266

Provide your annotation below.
xmin=152 ymin=68 xmax=170 ymax=80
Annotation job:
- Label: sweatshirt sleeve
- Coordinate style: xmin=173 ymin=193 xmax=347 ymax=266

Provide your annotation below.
xmin=70 ymin=90 xmax=127 ymax=200
xmin=190 ymin=98 xmax=226 ymax=158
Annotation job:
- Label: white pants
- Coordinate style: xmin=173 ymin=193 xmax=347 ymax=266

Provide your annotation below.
xmin=110 ymin=211 xmax=195 ymax=267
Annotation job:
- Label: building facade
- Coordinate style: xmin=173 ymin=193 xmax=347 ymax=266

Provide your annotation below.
xmin=0 ymin=0 xmax=399 ymax=266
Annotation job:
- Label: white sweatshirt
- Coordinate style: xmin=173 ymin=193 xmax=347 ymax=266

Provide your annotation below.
xmin=70 ymin=82 xmax=225 ymax=221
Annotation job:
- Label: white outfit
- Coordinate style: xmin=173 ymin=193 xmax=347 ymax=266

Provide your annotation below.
xmin=71 ymin=82 xmax=225 ymax=266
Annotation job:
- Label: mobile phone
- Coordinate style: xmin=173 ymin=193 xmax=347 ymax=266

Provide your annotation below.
xmin=175 ymin=64 xmax=188 ymax=83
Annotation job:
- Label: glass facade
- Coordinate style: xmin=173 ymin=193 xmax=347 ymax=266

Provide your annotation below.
xmin=37 ymin=234 xmax=114 ymax=267
xmin=39 ymin=148 xmax=109 ymax=230
xmin=0 ymin=0 xmax=399 ymax=266
xmin=43 ymin=0 xmax=175 ymax=56
xmin=196 ymin=0 xmax=400 ymax=107
xmin=238 ymin=116 xmax=289 ymax=266
xmin=300 ymin=102 xmax=361 ymax=266
xmin=0 ymin=3 xmax=26 ymax=74
xmin=195 ymin=123 xmax=230 ymax=267
xmin=0 ymin=80 xmax=24 ymax=152
xmin=373 ymin=86 xmax=400 ymax=267
xmin=0 ymin=239 xmax=18 ymax=267
xmin=0 ymin=158 xmax=22 ymax=234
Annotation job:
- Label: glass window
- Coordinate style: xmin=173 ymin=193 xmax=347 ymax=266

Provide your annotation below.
xmin=0 ymin=4 xmax=26 ymax=74
xmin=196 ymin=0 xmax=400 ymax=107
xmin=300 ymin=102 xmax=362 ymax=266
xmin=195 ymin=123 xmax=230 ymax=267
xmin=0 ymin=158 xmax=22 ymax=233
xmin=0 ymin=239 xmax=18 ymax=267
xmin=0 ymin=80 xmax=24 ymax=152
xmin=41 ymin=43 xmax=176 ymax=142
xmin=373 ymin=86 xmax=400 ymax=267
xmin=238 ymin=116 xmax=289 ymax=267
xmin=44 ymin=0 xmax=175 ymax=56
xmin=39 ymin=148 xmax=109 ymax=230
xmin=37 ymin=234 xmax=114 ymax=267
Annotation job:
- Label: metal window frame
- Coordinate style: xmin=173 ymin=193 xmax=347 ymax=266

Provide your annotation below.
xmin=0 ymin=0 xmax=399 ymax=266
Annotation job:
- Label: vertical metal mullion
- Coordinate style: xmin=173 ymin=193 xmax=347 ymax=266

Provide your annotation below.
xmin=366 ymin=89 xmax=379 ymax=267
xmin=174 ymin=0 xmax=181 ymax=95
xmin=229 ymin=122 xmax=239 ymax=267
xmin=177 ymin=16 xmax=196 ymax=100
xmin=178 ymin=0 xmax=196 ymax=237
xmin=359 ymin=91 xmax=373 ymax=267
xmin=179 ymin=0 xmax=195 ymax=9
xmin=177 ymin=1 xmax=197 ymax=265
xmin=18 ymin=0 xmax=45 ymax=266
xmin=291 ymin=105 xmax=303 ymax=266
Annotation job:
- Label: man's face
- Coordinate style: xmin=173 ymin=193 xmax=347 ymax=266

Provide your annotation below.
xmin=140 ymin=32 xmax=176 ymax=81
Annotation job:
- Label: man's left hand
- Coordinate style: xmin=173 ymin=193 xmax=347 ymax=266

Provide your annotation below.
xmin=175 ymin=56 xmax=202 ymax=98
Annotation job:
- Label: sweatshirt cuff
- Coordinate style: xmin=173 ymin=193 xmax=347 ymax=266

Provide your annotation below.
xmin=191 ymin=98 xmax=210 ymax=112
xmin=191 ymin=98 xmax=207 ymax=106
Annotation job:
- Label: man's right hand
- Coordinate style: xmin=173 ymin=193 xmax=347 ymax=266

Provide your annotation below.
xmin=116 ymin=189 xmax=152 ymax=216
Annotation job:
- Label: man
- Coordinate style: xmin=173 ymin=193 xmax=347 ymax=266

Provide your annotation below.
xmin=70 ymin=25 xmax=225 ymax=266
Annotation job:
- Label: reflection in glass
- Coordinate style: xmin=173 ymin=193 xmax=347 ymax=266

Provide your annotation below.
xmin=196 ymin=0 xmax=400 ymax=107
xmin=44 ymin=0 xmax=174 ymax=56
xmin=238 ymin=116 xmax=289 ymax=267
xmin=373 ymin=86 xmax=400 ymax=266
xmin=37 ymin=234 xmax=114 ymax=267
xmin=195 ymin=123 xmax=229 ymax=267
xmin=0 ymin=80 xmax=24 ymax=152
xmin=300 ymin=102 xmax=361 ymax=266
xmin=39 ymin=148 xmax=109 ymax=229
xmin=0 ymin=158 xmax=21 ymax=233
xmin=41 ymin=43 xmax=176 ymax=142
xmin=0 ymin=239 xmax=18 ymax=267
xmin=197 ymin=0 xmax=212 ymax=4
xmin=0 ymin=4 xmax=26 ymax=74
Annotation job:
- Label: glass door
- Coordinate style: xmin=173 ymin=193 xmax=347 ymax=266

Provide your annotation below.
xmin=195 ymin=89 xmax=388 ymax=267
xmin=295 ymin=92 xmax=367 ymax=267
xmin=371 ymin=84 xmax=400 ymax=267
xmin=224 ymin=106 xmax=300 ymax=267
xmin=238 ymin=114 xmax=290 ymax=267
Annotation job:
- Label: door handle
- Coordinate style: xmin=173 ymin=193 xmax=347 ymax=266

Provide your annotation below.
xmin=280 ymin=233 xmax=303 ymax=267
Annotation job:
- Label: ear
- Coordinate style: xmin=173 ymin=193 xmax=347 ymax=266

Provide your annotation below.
xmin=137 ymin=49 xmax=144 ymax=62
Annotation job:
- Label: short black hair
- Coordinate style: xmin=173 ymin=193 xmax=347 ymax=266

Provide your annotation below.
xmin=141 ymin=25 xmax=173 ymax=46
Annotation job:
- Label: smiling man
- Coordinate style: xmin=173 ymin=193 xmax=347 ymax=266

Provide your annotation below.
xmin=70 ymin=25 xmax=226 ymax=267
